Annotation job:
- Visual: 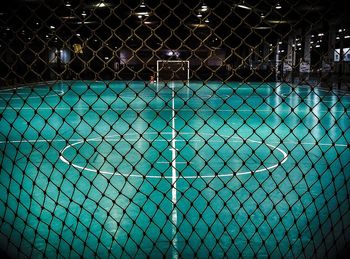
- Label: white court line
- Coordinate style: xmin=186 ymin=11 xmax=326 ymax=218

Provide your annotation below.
xmin=318 ymin=87 xmax=350 ymax=96
xmin=8 ymin=134 xmax=345 ymax=178
xmin=157 ymin=161 xmax=190 ymax=164
xmin=0 ymin=81 xmax=62 ymax=93
xmin=3 ymin=133 xmax=348 ymax=178
xmin=0 ymin=88 xmax=63 ymax=93
xmin=280 ymin=94 xmax=350 ymax=103
xmin=0 ymin=138 xmax=83 ymax=144
xmin=0 ymin=86 xmax=27 ymax=92
xmin=0 ymin=90 xmax=65 ymax=100
xmin=2 ymin=133 xmax=348 ymax=148
xmin=170 ymin=84 xmax=179 ymax=259
xmin=0 ymin=106 xmax=348 ymax=114
xmin=281 ymin=88 xmax=350 ymax=97
xmin=281 ymin=141 xmax=348 ymax=147
xmin=58 ymin=133 xmax=290 ymax=178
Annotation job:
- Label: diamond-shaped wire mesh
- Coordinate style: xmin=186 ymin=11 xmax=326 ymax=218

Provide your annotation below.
xmin=1 ymin=0 xmax=350 ymax=258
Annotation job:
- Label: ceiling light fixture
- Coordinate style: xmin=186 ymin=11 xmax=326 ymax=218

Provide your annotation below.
xmin=235 ymin=1 xmax=252 ymax=10
xmin=253 ymin=26 xmax=271 ymax=30
xmin=134 ymin=1 xmax=151 ymax=18
xmin=201 ymin=3 xmax=208 ymax=12
xmin=266 ymin=20 xmax=290 ymax=24
xmin=95 ymin=1 xmax=107 ymax=8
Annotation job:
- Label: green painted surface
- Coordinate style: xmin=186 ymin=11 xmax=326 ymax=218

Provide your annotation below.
xmin=0 ymin=81 xmax=349 ymax=258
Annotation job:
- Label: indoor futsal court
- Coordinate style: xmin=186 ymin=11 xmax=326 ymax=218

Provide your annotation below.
xmin=0 ymin=0 xmax=350 ymax=258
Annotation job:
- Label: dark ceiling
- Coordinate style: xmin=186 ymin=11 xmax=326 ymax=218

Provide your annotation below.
xmin=0 ymin=0 xmax=349 ymax=82
xmin=0 ymin=0 xmax=349 ymax=50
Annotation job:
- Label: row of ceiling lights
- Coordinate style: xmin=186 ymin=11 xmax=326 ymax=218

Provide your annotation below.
xmin=63 ymin=0 xmax=282 ymax=15
xmin=2 ymin=1 xmax=347 ymax=39
xmin=4 ymin=25 xmax=350 ymax=41
xmin=62 ymin=0 xmax=287 ymax=29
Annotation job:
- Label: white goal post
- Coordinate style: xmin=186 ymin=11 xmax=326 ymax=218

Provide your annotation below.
xmin=156 ymin=60 xmax=190 ymax=86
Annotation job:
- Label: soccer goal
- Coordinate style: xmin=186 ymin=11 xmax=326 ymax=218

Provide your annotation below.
xmin=156 ymin=60 xmax=190 ymax=86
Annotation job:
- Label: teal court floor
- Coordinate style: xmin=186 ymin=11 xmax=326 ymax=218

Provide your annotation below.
xmin=0 ymin=81 xmax=350 ymax=258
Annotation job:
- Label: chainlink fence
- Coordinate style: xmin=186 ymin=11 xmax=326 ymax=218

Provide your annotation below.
xmin=1 ymin=0 xmax=350 ymax=258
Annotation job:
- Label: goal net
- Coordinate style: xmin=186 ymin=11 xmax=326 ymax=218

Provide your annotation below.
xmin=156 ymin=60 xmax=190 ymax=86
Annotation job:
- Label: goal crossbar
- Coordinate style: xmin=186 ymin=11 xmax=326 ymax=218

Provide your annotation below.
xmin=156 ymin=60 xmax=190 ymax=86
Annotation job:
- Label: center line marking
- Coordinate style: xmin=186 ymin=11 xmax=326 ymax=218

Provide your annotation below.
xmin=170 ymin=82 xmax=178 ymax=259
xmin=157 ymin=161 xmax=190 ymax=164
